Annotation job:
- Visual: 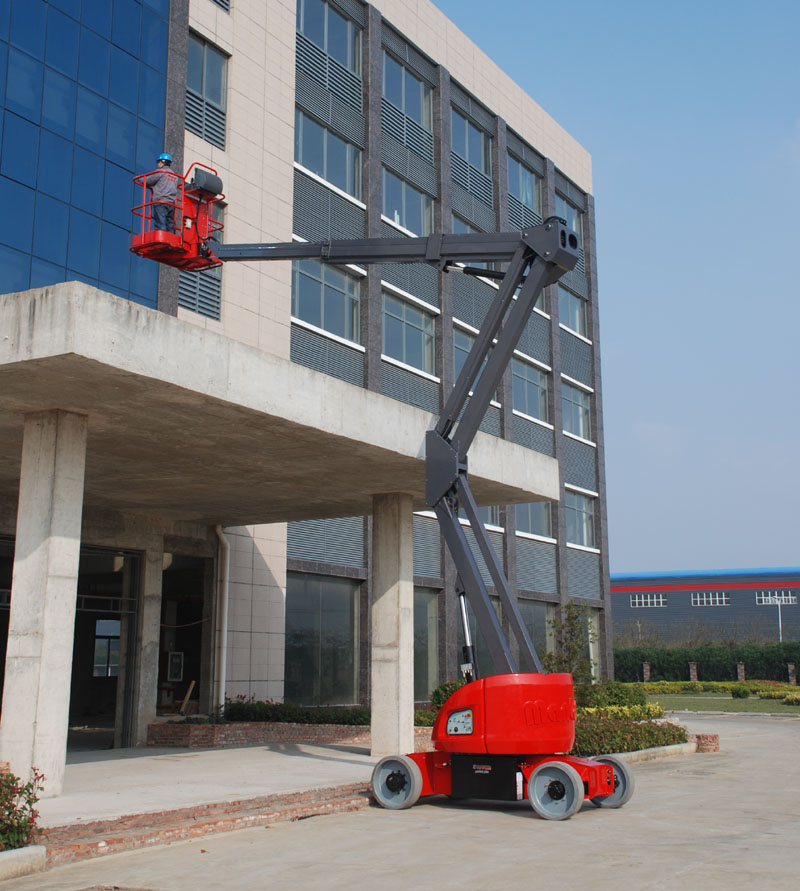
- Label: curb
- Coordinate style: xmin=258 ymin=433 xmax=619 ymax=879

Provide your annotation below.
xmin=616 ymin=741 xmax=698 ymax=763
xmin=0 ymin=845 xmax=47 ymax=881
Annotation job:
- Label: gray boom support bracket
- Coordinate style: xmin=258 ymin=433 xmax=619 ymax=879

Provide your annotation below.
xmin=211 ymin=219 xmax=580 ymax=676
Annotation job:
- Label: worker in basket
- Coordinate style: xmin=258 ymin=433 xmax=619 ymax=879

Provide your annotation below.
xmin=146 ymin=152 xmax=181 ymax=233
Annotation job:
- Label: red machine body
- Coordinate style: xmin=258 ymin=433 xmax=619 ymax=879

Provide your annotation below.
xmin=130 ymin=162 xmax=224 ymax=271
xmin=371 ymin=673 xmax=634 ymax=819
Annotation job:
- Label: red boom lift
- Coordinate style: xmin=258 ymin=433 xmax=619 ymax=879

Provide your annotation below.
xmin=131 ymin=166 xmax=634 ymax=820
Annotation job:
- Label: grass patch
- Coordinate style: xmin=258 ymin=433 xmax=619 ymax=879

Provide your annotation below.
xmin=647 ymin=693 xmax=800 ymax=714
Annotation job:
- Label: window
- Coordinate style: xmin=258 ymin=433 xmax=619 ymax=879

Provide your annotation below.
xmin=414 ymin=587 xmax=439 ymax=701
xmin=558 ymin=285 xmax=588 ymax=338
xmin=516 ymin=502 xmax=552 ymax=538
xmin=382 ymin=168 xmax=433 ymax=235
xmin=691 ymin=592 xmax=730 ymax=606
xmin=451 ymin=108 xmax=491 ymax=175
xmin=630 ymin=593 xmax=667 ymax=608
xmin=382 ymin=292 xmax=435 ymax=373
xmin=284 ymin=572 xmax=360 ymax=705
xmin=507 ymin=154 xmax=541 ymax=213
xmin=179 ymin=202 xmax=224 ymax=319
xmin=186 ymin=33 xmax=227 ymax=148
xmin=452 ymin=214 xmax=491 ymax=269
xmin=93 ymin=619 xmax=120 ymax=677
xmin=295 ymin=109 xmax=362 ymax=199
xmin=383 ymin=51 xmax=432 ymax=130
xmin=755 ymin=590 xmax=797 ymax=605
xmin=292 ymin=258 xmax=360 ymax=343
xmin=562 ymin=381 xmax=591 ymax=439
xmin=513 ymin=359 xmax=548 ymax=422
xmin=555 ymin=193 xmax=582 ymax=248
xmin=297 ymin=0 xmax=361 ymax=74
xmin=459 ymin=503 xmax=501 ymax=527
xmin=565 ymin=490 xmax=595 ymax=548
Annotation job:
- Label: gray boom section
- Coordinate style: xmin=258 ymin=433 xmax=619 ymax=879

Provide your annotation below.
xmin=209 ymin=221 xmax=579 ymax=677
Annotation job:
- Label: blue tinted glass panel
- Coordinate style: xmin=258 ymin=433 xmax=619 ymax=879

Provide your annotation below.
xmin=111 ymin=0 xmax=141 ymax=57
xmin=10 ymin=0 xmax=45 ymax=56
xmin=49 ymin=0 xmax=80 ymax=19
xmin=109 ymin=47 xmax=139 ymax=111
xmin=71 ymin=146 xmax=104 ymax=215
xmin=99 ymin=221 xmax=131 ymax=290
xmin=81 ymin=0 xmax=111 ymax=38
xmin=1 ymin=112 xmax=39 ymax=187
xmin=78 ymin=27 xmax=110 ymax=94
xmin=0 ymin=0 xmax=9 ymax=40
xmin=138 ymin=65 xmax=165 ymax=126
xmin=37 ymin=129 xmax=73 ymax=201
xmin=140 ymin=9 xmax=167 ymax=73
xmin=143 ymin=0 xmax=170 ymax=15
xmin=75 ymin=86 xmax=107 ymax=153
xmin=45 ymin=8 xmax=79 ymax=77
xmin=0 ymin=42 xmax=7 ymax=113
xmin=104 ymin=160 xmax=135 ymax=228
xmin=33 ymin=193 xmax=69 ymax=265
xmin=30 ymin=256 xmax=66 ymax=288
xmin=5 ymin=48 xmax=42 ymax=123
xmin=0 ymin=243 xmax=30 ymax=291
xmin=135 ymin=118 xmax=162 ymax=172
xmin=129 ymin=254 xmax=157 ymax=304
xmin=67 ymin=207 xmax=101 ymax=277
xmin=42 ymin=67 xmax=77 ymax=138
xmin=106 ymin=103 xmax=136 ymax=169
xmin=0 ymin=176 xmax=34 ymax=251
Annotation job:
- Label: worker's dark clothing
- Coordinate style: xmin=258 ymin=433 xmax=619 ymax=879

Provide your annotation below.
xmin=146 ymin=168 xmax=180 ymax=232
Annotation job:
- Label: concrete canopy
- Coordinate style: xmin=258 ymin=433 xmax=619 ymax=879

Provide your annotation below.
xmin=0 ymin=283 xmax=559 ymax=526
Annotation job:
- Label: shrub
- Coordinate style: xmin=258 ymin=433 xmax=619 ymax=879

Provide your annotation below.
xmin=223 ymin=699 xmax=370 ymax=725
xmin=731 ymin=685 xmax=750 ymax=699
xmin=429 ymin=680 xmax=464 ymax=711
xmin=414 ymin=708 xmax=437 ymax=727
xmin=571 ymin=714 xmax=687 ymax=756
xmin=0 ymin=768 xmax=44 ymax=851
xmin=579 ymin=704 xmax=665 ymax=720
xmin=576 ymin=680 xmax=646 ymax=708
xmin=758 ymin=690 xmax=788 ymax=700
xmin=783 ymin=693 xmax=800 ymax=706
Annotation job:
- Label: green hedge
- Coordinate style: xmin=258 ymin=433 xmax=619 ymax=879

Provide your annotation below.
xmin=223 ymin=700 xmax=371 ymax=725
xmin=614 ymin=643 xmax=800 ymax=682
xmin=571 ymin=713 xmax=687 ymax=756
xmin=575 ymin=680 xmax=646 ymax=708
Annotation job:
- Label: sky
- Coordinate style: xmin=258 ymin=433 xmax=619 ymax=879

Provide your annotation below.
xmin=432 ymin=0 xmax=800 ymax=574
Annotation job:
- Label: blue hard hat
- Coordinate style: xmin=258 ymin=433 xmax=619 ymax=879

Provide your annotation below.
xmin=158 ymin=152 xmax=172 ymax=163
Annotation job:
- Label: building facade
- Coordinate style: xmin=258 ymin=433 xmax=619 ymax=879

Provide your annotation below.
xmin=0 ymin=0 xmax=610 ymax=794
xmin=611 ymin=569 xmax=800 ymax=645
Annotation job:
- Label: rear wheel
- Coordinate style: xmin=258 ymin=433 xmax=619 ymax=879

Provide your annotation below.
xmin=527 ymin=761 xmax=584 ymax=821
xmin=590 ymin=754 xmax=635 ymax=808
xmin=371 ymin=755 xmax=423 ymax=810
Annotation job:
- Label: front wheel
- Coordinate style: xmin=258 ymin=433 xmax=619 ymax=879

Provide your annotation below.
xmin=527 ymin=760 xmax=584 ymax=821
xmin=590 ymin=754 xmax=635 ymax=808
xmin=371 ymin=755 xmax=423 ymax=810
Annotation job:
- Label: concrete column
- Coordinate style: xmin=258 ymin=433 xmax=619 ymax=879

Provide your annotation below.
xmin=132 ymin=540 xmax=165 ymax=745
xmin=370 ymin=493 xmax=415 ymax=757
xmin=0 ymin=410 xmax=88 ymax=797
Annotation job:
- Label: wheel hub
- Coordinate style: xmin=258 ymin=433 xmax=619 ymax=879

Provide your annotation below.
xmin=546 ymin=779 xmax=566 ymax=800
xmin=385 ymin=770 xmax=408 ymax=793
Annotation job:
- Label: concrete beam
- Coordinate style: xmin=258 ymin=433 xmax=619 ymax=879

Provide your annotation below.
xmin=370 ymin=493 xmax=415 ymax=757
xmin=0 ymin=284 xmax=559 ymax=527
xmin=0 ymin=410 xmax=87 ymax=797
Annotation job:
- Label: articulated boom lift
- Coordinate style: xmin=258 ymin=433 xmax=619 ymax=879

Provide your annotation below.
xmin=131 ymin=169 xmax=634 ymax=820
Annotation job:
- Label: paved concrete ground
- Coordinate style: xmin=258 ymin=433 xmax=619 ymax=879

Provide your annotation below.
xmin=5 ymin=714 xmax=799 ymax=890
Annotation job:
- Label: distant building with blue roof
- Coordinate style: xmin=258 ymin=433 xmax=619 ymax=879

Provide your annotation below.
xmin=610 ymin=568 xmax=800 ymax=645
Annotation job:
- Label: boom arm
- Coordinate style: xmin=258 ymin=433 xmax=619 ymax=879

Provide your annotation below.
xmin=213 ymin=222 xmax=580 ymax=675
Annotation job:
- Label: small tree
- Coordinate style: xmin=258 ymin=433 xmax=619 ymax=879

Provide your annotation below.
xmin=542 ymin=602 xmax=597 ymax=684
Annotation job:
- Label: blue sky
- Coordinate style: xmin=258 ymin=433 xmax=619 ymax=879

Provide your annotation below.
xmin=432 ymin=0 xmax=800 ymax=573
